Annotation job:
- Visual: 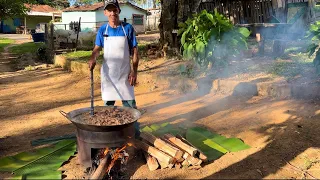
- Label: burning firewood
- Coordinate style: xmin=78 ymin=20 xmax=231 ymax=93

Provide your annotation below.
xmin=143 ymin=152 xmax=159 ymax=171
xmin=163 ymin=134 xmax=198 ymax=156
xmin=140 ymin=132 xmax=184 ymax=160
xmin=89 ymin=152 xmax=110 ymax=180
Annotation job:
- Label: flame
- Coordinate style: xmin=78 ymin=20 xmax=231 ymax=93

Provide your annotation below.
xmin=103 ymin=148 xmax=109 ymax=156
xmin=105 ymin=143 xmax=131 ymax=173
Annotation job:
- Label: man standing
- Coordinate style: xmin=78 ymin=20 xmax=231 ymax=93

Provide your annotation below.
xmin=88 ymin=0 xmax=139 ymax=110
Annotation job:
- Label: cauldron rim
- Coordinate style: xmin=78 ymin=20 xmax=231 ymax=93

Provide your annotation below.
xmin=62 ymin=106 xmax=141 ymax=130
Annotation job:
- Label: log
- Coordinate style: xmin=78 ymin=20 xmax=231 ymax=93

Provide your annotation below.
xmin=158 ymin=160 xmax=169 ymax=169
xmin=183 ymin=153 xmax=202 ymax=166
xmin=89 ymin=154 xmax=109 ymax=180
xmin=140 ymin=132 xmax=183 ymax=160
xmin=175 ymin=162 xmax=181 ymax=169
xmin=143 ymin=152 xmax=159 ymax=171
xmin=163 ymin=134 xmax=198 ymax=156
xmin=181 ymin=159 xmax=190 ymax=167
xmin=134 ymin=139 xmax=173 ymax=167
xmin=176 ymin=134 xmax=208 ymax=162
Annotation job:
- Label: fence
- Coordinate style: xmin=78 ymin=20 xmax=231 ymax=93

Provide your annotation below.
xmin=53 ymin=17 xmax=158 ymax=33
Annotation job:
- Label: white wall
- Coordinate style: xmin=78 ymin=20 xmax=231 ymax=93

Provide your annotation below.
xmin=61 ymin=11 xmax=97 ymax=31
xmin=58 ymin=4 xmax=147 ymax=32
xmin=95 ymin=4 xmax=147 ymax=26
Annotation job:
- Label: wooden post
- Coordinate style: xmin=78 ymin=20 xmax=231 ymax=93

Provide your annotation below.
xmin=44 ymin=24 xmax=48 ymax=45
xmin=49 ymin=23 xmax=55 ymax=63
xmin=75 ymin=17 xmax=81 ymax=51
xmin=50 ymin=23 xmax=54 ymax=51
xmin=154 ymin=16 xmax=156 ymax=31
xmin=24 ymin=17 xmax=27 ymax=34
xmin=256 ymin=28 xmax=264 ymax=56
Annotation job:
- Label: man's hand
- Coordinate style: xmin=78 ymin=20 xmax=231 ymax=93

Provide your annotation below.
xmin=88 ymin=58 xmax=96 ymax=71
xmin=88 ymin=45 xmax=101 ymax=71
xmin=128 ymin=71 xmax=137 ymax=86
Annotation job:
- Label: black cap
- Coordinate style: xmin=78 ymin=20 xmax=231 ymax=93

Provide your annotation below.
xmin=104 ymin=0 xmax=121 ymax=11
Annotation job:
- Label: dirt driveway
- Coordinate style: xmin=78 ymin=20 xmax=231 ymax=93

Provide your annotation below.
xmin=0 ymin=35 xmax=320 ymax=179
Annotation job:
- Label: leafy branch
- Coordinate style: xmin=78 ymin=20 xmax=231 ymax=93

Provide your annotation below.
xmin=178 ymin=9 xmax=250 ymax=69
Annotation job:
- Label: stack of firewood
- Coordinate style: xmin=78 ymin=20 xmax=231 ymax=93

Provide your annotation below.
xmin=134 ymin=132 xmax=208 ymax=171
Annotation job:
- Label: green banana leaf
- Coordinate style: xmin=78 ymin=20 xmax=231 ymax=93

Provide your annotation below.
xmin=11 ymin=170 xmax=62 ymax=180
xmin=0 ymin=140 xmax=76 ymax=180
xmin=186 ymin=127 xmax=250 ymax=161
xmin=141 ymin=122 xmax=183 ymax=136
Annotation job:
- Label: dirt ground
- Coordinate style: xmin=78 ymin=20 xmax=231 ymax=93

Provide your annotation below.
xmin=1 ymin=34 xmax=320 ymax=179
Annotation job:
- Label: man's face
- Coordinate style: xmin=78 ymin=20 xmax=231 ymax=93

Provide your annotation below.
xmin=104 ymin=5 xmax=120 ymax=22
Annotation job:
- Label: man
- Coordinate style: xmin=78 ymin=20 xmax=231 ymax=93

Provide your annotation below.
xmin=88 ymin=0 xmax=139 ymax=110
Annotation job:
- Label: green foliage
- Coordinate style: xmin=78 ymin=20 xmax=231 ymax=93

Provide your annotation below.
xmin=140 ymin=123 xmax=184 ymax=137
xmin=0 ymin=140 xmax=76 ymax=180
xmin=186 ymin=127 xmax=250 ymax=161
xmin=178 ymin=9 xmax=250 ymax=69
xmin=306 ymin=21 xmax=320 ymax=74
xmin=0 ymin=38 xmax=14 ymax=53
xmin=0 ymin=0 xmax=39 ymax=20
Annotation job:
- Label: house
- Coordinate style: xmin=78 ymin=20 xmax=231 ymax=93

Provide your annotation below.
xmin=58 ymin=1 xmax=148 ymax=33
xmin=146 ymin=8 xmax=161 ymax=31
xmin=0 ymin=4 xmax=61 ymax=34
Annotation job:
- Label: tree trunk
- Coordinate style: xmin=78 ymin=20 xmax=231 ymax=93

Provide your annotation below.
xmin=159 ymin=0 xmax=202 ymax=57
xmin=159 ymin=0 xmax=178 ymax=57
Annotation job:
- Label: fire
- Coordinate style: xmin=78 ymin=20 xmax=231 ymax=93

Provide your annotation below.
xmin=103 ymin=148 xmax=109 ymax=156
xmin=105 ymin=143 xmax=132 ymax=173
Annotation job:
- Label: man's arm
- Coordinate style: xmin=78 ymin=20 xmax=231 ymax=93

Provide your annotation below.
xmin=88 ymin=45 xmax=102 ymax=71
xmin=129 ymin=46 xmax=139 ymax=86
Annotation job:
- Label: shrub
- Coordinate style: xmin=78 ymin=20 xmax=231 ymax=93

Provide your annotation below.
xmin=178 ymin=9 xmax=251 ymax=69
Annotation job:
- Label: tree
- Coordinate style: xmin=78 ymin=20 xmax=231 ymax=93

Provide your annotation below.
xmin=159 ymin=0 xmax=202 ymax=56
xmin=0 ymin=0 xmax=38 ymax=20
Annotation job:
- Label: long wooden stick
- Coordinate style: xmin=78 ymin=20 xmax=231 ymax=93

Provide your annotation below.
xmin=140 ymin=132 xmax=183 ymax=160
xmin=134 ymin=139 xmax=173 ymax=166
xmin=163 ymin=134 xmax=198 ymax=156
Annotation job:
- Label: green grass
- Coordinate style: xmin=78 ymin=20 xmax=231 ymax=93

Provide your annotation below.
xmin=63 ymin=50 xmax=103 ymax=64
xmin=0 ymin=38 xmax=14 ymax=53
xmin=9 ymin=42 xmax=44 ymax=55
xmin=63 ymin=40 xmax=157 ymax=63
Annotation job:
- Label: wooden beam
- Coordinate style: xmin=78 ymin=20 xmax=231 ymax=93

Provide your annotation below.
xmin=24 ymin=17 xmax=27 ymax=34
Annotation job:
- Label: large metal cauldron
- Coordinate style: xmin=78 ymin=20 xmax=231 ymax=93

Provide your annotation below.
xmin=60 ymin=106 xmax=141 ymax=168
